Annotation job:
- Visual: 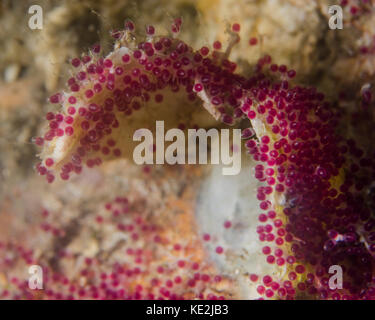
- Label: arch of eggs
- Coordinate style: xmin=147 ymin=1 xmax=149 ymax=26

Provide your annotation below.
xmin=30 ymin=18 xmax=375 ymax=299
